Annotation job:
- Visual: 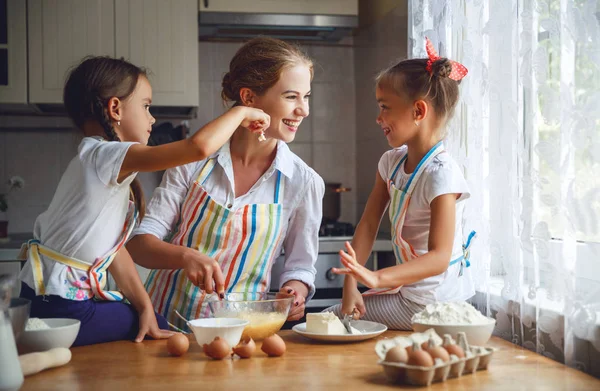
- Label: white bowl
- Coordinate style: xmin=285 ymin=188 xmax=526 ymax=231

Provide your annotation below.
xmin=18 ymin=318 xmax=80 ymax=354
xmin=188 ymin=318 xmax=249 ymax=348
xmin=411 ymin=318 xmax=496 ymax=346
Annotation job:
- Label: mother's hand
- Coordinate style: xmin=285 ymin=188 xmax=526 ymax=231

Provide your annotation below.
xmin=182 ymin=248 xmax=225 ymax=297
xmin=278 ymin=280 xmax=309 ymax=321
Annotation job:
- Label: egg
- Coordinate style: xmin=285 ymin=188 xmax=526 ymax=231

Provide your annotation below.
xmin=442 ymin=335 xmax=465 ymax=359
xmin=203 ymin=336 xmax=232 ymax=360
xmin=233 ymin=337 xmax=256 ymax=358
xmin=407 ymin=342 xmax=434 ymax=367
xmin=424 ymin=338 xmax=450 ymax=363
xmin=261 ymin=333 xmax=286 ymax=357
xmin=167 ymin=333 xmax=189 ymax=357
xmin=384 ymin=345 xmax=408 ymax=364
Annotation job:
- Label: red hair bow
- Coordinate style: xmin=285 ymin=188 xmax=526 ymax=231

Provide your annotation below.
xmin=425 ymin=37 xmax=468 ymax=81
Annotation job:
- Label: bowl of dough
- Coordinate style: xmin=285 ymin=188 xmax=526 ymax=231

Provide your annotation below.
xmin=207 ymin=292 xmax=293 ymax=341
xmin=411 ymin=302 xmax=496 ymax=346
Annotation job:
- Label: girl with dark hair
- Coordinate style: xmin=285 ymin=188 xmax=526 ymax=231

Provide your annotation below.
xmin=18 ymin=56 xmax=269 ymax=346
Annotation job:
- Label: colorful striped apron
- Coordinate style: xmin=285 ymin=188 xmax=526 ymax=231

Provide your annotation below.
xmin=364 ymin=142 xmax=475 ymax=296
xmin=19 ymin=201 xmax=138 ymax=301
xmin=144 ymin=159 xmax=285 ymax=329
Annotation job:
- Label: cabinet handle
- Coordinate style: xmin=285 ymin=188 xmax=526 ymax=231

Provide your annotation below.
xmin=204 ymin=0 xmax=209 ymax=8
xmin=325 ymin=268 xmax=338 ymax=281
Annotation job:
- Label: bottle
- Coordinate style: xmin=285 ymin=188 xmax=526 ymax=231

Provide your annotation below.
xmin=0 ymin=274 xmax=24 ymax=391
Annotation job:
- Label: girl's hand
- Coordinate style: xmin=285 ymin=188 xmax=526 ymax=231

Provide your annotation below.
xmin=240 ymin=107 xmax=271 ymax=134
xmin=135 ymin=307 xmax=175 ymax=342
xmin=333 ymin=241 xmax=381 ymax=289
xmin=341 ymin=285 xmax=366 ymax=319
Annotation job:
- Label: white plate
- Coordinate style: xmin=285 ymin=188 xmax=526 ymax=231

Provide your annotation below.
xmin=292 ymin=320 xmax=387 ymax=342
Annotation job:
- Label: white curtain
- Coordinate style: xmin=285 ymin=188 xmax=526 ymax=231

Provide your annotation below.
xmin=408 ymin=0 xmax=600 ymax=376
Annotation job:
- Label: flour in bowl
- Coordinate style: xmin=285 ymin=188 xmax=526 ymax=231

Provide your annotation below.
xmin=25 ymin=318 xmax=50 ymax=331
xmin=411 ymin=302 xmax=490 ymax=325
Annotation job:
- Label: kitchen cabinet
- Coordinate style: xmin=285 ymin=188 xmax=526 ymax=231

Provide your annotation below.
xmin=28 ymin=0 xmax=115 ymax=104
xmin=27 ymin=0 xmax=198 ymax=108
xmin=0 ymin=0 xmax=27 ymax=104
xmin=115 ymin=0 xmax=199 ymax=107
xmin=199 ymin=0 xmax=358 ymax=15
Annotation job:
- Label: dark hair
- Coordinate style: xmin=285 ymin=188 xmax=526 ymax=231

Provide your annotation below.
xmin=63 ymin=56 xmax=147 ymax=218
xmin=221 ymin=37 xmax=313 ymax=106
xmin=376 ymin=57 xmax=460 ymax=123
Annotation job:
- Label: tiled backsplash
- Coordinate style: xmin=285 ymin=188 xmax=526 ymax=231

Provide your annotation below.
xmin=0 ymin=3 xmax=409 ymax=234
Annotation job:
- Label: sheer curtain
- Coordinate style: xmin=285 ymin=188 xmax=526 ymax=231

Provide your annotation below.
xmin=408 ymin=0 xmax=600 ymax=376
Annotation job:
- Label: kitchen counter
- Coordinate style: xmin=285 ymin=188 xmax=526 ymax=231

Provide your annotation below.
xmin=319 ymin=235 xmax=393 ymax=253
xmin=20 ymin=330 xmax=600 ymax=390
xmin=0 ymin=233 xmax=31 ymax=261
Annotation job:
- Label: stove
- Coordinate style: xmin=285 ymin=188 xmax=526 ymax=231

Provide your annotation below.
xmin=319 ymin=220 xmax=355 ymax=237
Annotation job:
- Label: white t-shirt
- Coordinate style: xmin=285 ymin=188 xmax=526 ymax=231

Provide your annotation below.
xmin=378 ymin=145 xmax=475 ymax=305
xmin=19 ymin=137 xmax=137 ymax=300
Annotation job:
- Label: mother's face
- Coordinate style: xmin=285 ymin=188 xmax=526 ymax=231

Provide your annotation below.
xmin=253 ymin=64 xmax=312 ymax=143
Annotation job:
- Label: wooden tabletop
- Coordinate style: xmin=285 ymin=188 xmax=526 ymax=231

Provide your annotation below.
xmin=21 ymin=330 xmax=600 ymax=390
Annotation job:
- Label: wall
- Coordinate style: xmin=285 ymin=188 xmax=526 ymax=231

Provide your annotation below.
xmin=352 ymin=3 xmax=408 ymax=234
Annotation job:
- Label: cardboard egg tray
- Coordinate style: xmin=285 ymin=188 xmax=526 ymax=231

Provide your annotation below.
xmin=374 ymin=329 xmax=496 ymax=387
xmin=379 ymin=345 xmax=495 ymax=386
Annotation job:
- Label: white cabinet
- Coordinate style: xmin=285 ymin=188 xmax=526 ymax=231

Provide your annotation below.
xmin=0 ymin=0 xmax=27 ymax=104
xmin=199 ymin=0 xmax=358 ymax=15
xmin=28 ymin=0 xmax=115 ymax=104
xmin=115 ymin=0 xmax=199 ymax=107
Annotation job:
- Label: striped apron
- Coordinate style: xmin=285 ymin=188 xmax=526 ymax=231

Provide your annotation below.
xmin=364 ymin=142 xmax=475 ymax=296
xmin=19 ymin=201 xmax=138 ymax=301
xmin=144 ymin=159 xmax=285 ymax=329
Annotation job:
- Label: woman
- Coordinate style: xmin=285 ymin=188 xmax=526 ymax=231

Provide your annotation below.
xmin=127 ymin=37 xmax=324 ymax=329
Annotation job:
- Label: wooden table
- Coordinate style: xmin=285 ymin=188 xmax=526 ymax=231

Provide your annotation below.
xmin=21 ymin=331 xmax=600 ymax=390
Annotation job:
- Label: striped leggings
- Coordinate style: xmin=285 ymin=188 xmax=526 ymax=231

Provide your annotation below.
xmin=325 ymin=293 xmax=426 ymax=331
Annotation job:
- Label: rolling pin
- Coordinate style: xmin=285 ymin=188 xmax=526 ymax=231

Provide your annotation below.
xmin=18 ymin=348 xmax=72 ymax=376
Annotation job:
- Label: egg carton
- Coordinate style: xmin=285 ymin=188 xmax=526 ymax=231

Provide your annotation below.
xmin=374 ymin=330 xmax=496 ymax=387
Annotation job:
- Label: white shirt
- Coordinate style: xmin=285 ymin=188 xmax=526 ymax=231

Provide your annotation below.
xmin=378 ymin=145 xmax=475 ymax=305
xmin=131 ymin=140 xmax=325 ymax=299
xmin=20 ymin=137 xmax=137 ymax=300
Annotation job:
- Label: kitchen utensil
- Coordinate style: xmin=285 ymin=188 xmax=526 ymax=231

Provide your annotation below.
xmin=0 ymin=274 xmax=24 ymax=390
xmin=292 ymin=320 xmax=387 ymax=342
xmin=411 ymin=318 xmax=496 ymax=346
xmin=17 ymin=318 xmax=80 ymax=354
xmin=187 ymin=318 xmax=249 ymax=348
xmin=9 ymin=297 xmax=31 ymax=340
xmin=341 ymin=308 xmax=358 ymax=334
xmin=208 ymin=292 xmax=293 ymax=341
xmin=167 ymin=321 xmax=188 ymax=334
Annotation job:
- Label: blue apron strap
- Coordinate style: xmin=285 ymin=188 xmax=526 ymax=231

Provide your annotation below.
xmin=274 ymin=171 xmax=283 ymax=204
xmin=389 ymin=154 xmax=408 ymax=186
xmin=403 ymin=141 xmax=444 ymax=193
xmin=459 ymin=230 xmax=476 ymax=276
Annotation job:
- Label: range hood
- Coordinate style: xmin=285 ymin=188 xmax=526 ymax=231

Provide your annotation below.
xmin=198 ymin=12 xmax=358 ymax=42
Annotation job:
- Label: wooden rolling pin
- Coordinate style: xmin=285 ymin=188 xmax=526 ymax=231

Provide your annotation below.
xmin=19 ymin=348 xmax=72 ymax=376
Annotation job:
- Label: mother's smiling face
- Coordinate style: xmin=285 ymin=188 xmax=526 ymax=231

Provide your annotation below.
xmin=245 ymin=64 xmax=312 ymax=143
